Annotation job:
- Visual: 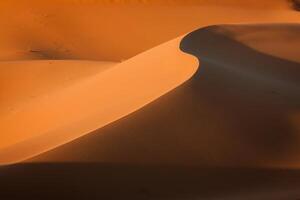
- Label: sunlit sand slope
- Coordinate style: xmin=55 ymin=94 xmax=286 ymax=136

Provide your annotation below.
xmin=31 ymin=24 xmax=300 ymax=169
xmin=0 ymin=0 xmax=299 ymax=61
xmin=0 ymin=60 xmax=114 ymax=116
xmin=0 ymin=37 xmax=197 ymax=165
xmin=4 ymin=1 xmax=300 ymax=165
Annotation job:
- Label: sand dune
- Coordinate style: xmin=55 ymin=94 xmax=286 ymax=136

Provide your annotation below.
xmin=29 ymin=24 xmax=300 ymax=169
xmin=0 ymin=37 xmax=197 ymax=165
xmin=1 ymin=1 xmax=300 ymax=199
xmin=0 ymin=0 xmax=300 ymax=165
xmin=1 ymin=23 xmax=299 ymax=199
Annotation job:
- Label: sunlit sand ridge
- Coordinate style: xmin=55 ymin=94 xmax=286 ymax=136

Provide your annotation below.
xmin=0 ymin=0 xmax=300 ymax=199
xmin=0 ymin=0 xmax=299 ymax=168
xmin=1 ymin=22 xmax=300 ymax=199
xmin=0 ymin=37 xmax=197 ymax=165
xmin=30 ymin=24 xmax=300 ymax=169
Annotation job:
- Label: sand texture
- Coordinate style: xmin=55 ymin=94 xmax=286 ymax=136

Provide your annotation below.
xmin=0 ymin=0 xmax=300 ymax=199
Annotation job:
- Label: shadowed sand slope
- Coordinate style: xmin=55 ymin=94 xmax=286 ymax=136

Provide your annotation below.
xmin=0 ymin=37 xmax=197 ymax=165
xmin=31 ymin=24 xmax=300 ymax=169
xmin=1 ymin=164 xmax=300 ymax=200
xmin=216 ymin=24 xmax=300 ymax=63
xmin=292 ymin=0 xmax=300 ymax=10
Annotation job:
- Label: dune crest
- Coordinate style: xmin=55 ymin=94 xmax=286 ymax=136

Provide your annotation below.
xmin=1 ymin=1 xmax=300 ymax=199
xmin=0 ymin=37 xmax=197 ymax=165
xmin=1 ymin=0 xmax=300 ymax=165
xmin=30 ymin=24 xmax=300 ymax=169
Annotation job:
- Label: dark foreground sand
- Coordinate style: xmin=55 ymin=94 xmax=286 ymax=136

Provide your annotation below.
xmin=1 ymin=164 xmax=300 ymax=199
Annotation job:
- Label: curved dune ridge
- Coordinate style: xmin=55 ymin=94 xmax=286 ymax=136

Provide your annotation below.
xmin=0 ymin=36 xmax=198 ymax=165
xmin=0 ymin=0 xmax=300 ymax=166
xmin=28 ymin=24 xmax=300 ymax=169
xmin=1 ymin=1 xmax=300 ymax=199
xmin=1 ymin=23 xmax=299 ymax=199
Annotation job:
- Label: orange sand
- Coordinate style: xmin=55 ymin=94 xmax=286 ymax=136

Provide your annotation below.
xmin=30 ymin=24 xmax=300 ymax=169
xmin=0 ymin=37 xmax=197 ymax=165
xmin=0 ymin=0 xmax=299 ymax=166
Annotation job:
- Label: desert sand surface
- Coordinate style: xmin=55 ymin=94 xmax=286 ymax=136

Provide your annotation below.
xmin=30 ymin=23 xmax=300 ymax=168
xmin=0 ymin=60 xmax=115 ymax=115
xmin=1 ymin=0 xmax=300 ymax=199
xmin=0 ymin=0 xmax=300 ymax=165
xmin=0 ymin=0 xmax=299 ymax=61
xmin=2 ymin=23 xmax=300 ymax=200
xmin=0 ymin=36 xmax=197 ymax=165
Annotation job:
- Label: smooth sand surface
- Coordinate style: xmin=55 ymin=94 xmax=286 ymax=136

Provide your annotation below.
xmin=0 ymin=60 xmax=114 ymax=115
xmin=1 ymin=23 xmax=300 ymax=200
xmin=30 ymin=24 xmax=300 ymax=168
xmin=0 ymin=0 xmax=299 ymax=61
xmin=0 ymin=0 xmax=300 ymax=165
xmin=218 ymin=24 xmax=300 ymax=63
xmin=0 ymin=37 xmax=197 ymax=165
xmin=1 ymin=1 xmax=300 ymax=199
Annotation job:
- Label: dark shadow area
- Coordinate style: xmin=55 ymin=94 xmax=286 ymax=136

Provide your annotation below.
xmin=180 ymin=24 xmax=300 ymax=161
xmin=1 ymin=163 xmax=300 ymax=199
xmin=291 ymin=0 xmax=300 ymax=11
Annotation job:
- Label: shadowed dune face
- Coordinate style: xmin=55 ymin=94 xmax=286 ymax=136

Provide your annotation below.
xmin=291 ymin=0 xmax=300 ymax=10
xmin=180 ymin=24 xmax=300 ymax=166
xmin=213 ymin=24 xmax=300 ymax=63
xmin=30 ymin=24 xmax=300 ymax=168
